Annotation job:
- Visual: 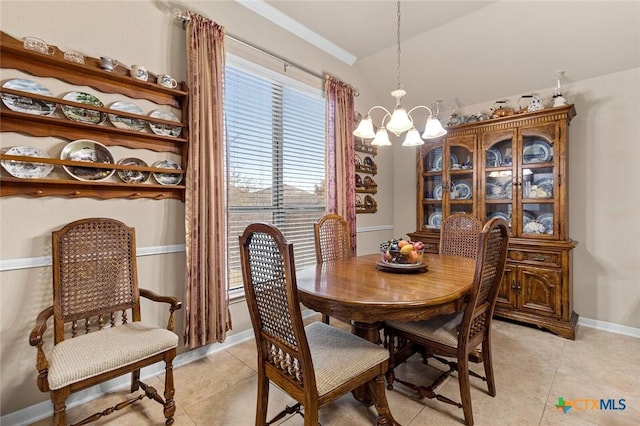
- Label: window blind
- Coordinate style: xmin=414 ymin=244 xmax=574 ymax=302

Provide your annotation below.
xmin=225 ymin=54 xmax=326 ymax=291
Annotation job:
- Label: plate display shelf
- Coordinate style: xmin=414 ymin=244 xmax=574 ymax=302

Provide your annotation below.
xmin=0 ymin=31 xmax=188 ymax=200
xmin=408 ymin=105 xmax=579 ymax=339
xmin=355 ymin=137 xmax=377 ymax=214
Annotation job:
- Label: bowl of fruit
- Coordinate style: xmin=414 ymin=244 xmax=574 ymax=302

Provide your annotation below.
xmin=378 ymin=238 xmax=427 ymax=271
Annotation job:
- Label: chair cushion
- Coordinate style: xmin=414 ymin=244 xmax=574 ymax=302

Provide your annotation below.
xmin=48 ymin=322 xmax=179 ymax=390
xmin=305 ymin=322 xmax=389 ymax=397
xmin=386 ymin=312 xmax=463 ymax=348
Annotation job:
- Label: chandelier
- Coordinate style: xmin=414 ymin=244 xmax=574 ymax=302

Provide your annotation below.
xmin=353 ymin=1 xmax=447 ymax=146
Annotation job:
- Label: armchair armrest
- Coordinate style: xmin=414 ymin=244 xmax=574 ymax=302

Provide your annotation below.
xmin=29 ymin=305 xmax=54 ymax=393
xmin=139 ymin=288 xmax=182 ymax=331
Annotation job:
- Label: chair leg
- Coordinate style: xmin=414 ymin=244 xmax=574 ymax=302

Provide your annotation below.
xmin=481 ymin=339 xmax=496 ymax=397
xmin=457 ymin=355 xmax=474 ymax=426
xmin=322 ymin=314 xmax=330 ymax=324
xmin=130 ymin=368 xmax=141 ymax=392
xmin=368 ymin=374 xmax=398 ymax=426
xmin=256 ymin=374 xmax=270 ymax=425
xmin=163 ymin=355 xmax=177 ymax=425
xmin=302 ymin=398 xmax=319 ymax=426
xmin=51 ymin=388 xmax=70 ymax=426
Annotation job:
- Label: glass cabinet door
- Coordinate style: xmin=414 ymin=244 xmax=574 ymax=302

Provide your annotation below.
xmin=421 ymin=145 xmax=444 ymax=230
xmin=520 ymin=127 xmax=557 ymax=238
xmin=447 ymin=136 xmax=475 ymax=216
xmin=482 ymin=131 xmax=515 ymax=234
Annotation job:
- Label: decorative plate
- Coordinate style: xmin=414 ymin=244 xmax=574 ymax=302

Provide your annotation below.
xmin=434 ymin=153 xmax=458 ymax=171
xmin=486 ymin=148 xmax=502 ymax=167
xmin=117 ymin=157 xmax=150 ymax=184
xmin=537 ymin=213 xmax=554 ymax=234
xmin=376 ymin=260 xmax=428 ymax=273
xmin=61 ymin=91 xmax=106 ymax=124
xmin=61 ymin=139 xmax=115 ymax=181
xmin=152 ymin=159 xmax=183 ymax=185
xmin=433 ymin=184 xmax=443 ymax=200
xmin=534 ymin=177 xmax=554 ymax=196
xmin=524 ymin=221 xmax=546 ymax=234
xmin=486 ymin=182 xmax=503 ymax=199
xmin=523 ymin=140 xmax=552 ymax=164
xmin=428 ymin=211 xmax=442 ymax=228
xmin=1 ymin=79 xmax=56 ymax=116
xmin=148 ymin=110 xmax=182 ymax=137
xmin=523 ymin=211 xmax=537 ymax=226
xmin=364 ymin=156 xmax=374 ymax=167
xmin=454 ymin=181 xmax=472 ymax=200
xmin=355 ymin=154 xmax=362 ymax=166
xmin=108 ymin=101 xmax=145 ymax=131
xmin=502 ymin=180 xmax=513 ymax=199
xmin=1 ymin=146 xmax=53 ymax=178
xmin=487 ymin=211 xmax=510 ymax=225
xmin=355 ymin=174 xmax=362 ymax=186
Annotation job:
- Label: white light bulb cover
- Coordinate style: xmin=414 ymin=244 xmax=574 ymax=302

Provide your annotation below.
xmin=371 ymin=128 xmax=392 ymax=146
xmin=422 ymin=117 xmax=447 ymax=139
xmin=402 ymin=127 xmax=424 ymax=147
xmin=353 ymin=116 xmax=376 ymax=139
xmin=385 ymin=107 xmax=412 ymax=135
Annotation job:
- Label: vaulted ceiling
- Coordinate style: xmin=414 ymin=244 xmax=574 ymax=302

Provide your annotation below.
xmin=237 ymin=1 xmax=640 ymax=111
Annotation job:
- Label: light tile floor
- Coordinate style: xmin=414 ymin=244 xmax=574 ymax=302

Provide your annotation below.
xmin=30 ymin=316 xmax=640 ymax=426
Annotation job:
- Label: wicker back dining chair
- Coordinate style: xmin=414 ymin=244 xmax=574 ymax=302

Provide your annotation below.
xmin=439 ymin=213 xmax=483 ymax=259
xmin=313 ymin=213 xmax=353 ymax=323
xmin=29 ymin=218 xmax=182 ymax=426
xmin=385 ymin=218 xmax=509 ymax=426
xmin=240 ymin=223 xmax=395 ymax=426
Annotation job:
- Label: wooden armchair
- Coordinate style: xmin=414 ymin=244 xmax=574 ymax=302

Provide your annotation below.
xmin=240 ymin=223 xmax=396 ymax=426
xmin=439 ymin=213 xmax=483 ymax=259
xmin=385 ymin=218 xmax=509 ymax=426
xmin=313 ymin=213 xmax=352 ymax=323
xmin=29 ymin=218 xmax=182 ymax=425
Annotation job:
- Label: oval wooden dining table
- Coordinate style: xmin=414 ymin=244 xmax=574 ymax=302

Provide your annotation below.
xmin=296 ymin=253 xmax=476 ymax=343
xmin=296 ymin=253 xmax=476 ymax=407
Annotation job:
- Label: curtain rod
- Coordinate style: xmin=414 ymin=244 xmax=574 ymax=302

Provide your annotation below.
xmin=172 ymin=9 xmax=358 ymax=96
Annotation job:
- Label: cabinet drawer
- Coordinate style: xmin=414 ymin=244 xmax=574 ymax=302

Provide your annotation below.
xmin=508 ymin=250 xmax=560 ymax=266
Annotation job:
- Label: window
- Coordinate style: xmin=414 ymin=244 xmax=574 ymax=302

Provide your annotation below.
xmin=224 ymin=55 xmax=326 ymax=291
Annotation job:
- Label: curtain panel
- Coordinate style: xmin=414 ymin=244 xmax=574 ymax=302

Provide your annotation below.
xmin=324 ymin=75 xmax=357 ymax=254
xmin=184 ymin=12 xmax=231 ymax=348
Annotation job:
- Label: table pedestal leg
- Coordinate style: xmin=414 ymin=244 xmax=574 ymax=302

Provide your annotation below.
xmin=351 ymin=321 xmax=382 ymax=404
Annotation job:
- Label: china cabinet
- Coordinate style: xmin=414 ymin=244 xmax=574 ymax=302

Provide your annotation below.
xmin=355 ymin=137 xmax=377 ymax=214
xmin=409 ymin=105 xmax=578 ymax=339
xmin=0 ymin=31 xmax=188 ymax=200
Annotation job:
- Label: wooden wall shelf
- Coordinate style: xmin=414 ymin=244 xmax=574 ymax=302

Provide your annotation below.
xmin=0 ymin=31 xmax=188 ymax=201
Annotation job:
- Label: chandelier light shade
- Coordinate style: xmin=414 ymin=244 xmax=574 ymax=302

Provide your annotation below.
xmin=353 ymin=1 xmax=446 ymax=147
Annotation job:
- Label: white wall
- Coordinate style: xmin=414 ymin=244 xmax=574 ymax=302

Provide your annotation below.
xmin=393 ymin=67 xmax=640 ymax=329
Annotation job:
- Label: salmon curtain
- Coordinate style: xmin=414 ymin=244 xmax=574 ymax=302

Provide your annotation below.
xmin=324 ymin=75 xmax=357 ymax=254
xmin=184 ymin=12 xmax=231 ymax=348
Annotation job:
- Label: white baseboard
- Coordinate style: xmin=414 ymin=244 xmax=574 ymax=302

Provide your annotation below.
xmin=579 ymin=316 xmax=640 ymax=338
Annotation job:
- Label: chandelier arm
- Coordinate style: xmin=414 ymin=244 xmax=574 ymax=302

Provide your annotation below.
xmin=366 ymin=105 xmax=393 ymax=122
xmin=407 ymin=105 xmax=435 ymax=117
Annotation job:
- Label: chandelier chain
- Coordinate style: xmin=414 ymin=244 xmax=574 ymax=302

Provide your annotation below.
xmin=396 ymin=1 xmax=401 ymax=90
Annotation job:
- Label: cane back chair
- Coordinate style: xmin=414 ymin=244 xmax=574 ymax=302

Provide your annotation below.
xmin=240 ymin=223 xmax=396 ymax=426
xmin=385 ymin=218 xmax=509 ymax=426
xmin=29 ymin=218 xmax=182 ymax=425
xmin=313 ymin=213 xmax=353 ymax=324
xmin=439 ymin=213 xmax=483 ymax=259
